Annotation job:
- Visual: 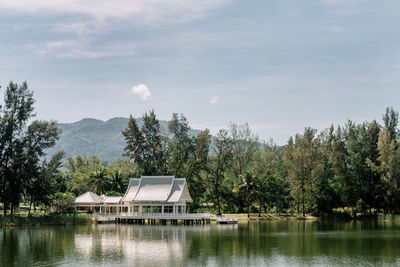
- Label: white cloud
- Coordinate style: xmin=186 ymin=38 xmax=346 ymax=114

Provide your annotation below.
xmin=0 ymin=0 xmax=229 ymax=24
xmin=130 ymin=84 xmax=152 ymax=100
xmin=210 ymin=95 xmax=219 ymax=104
xmin=25 ymin=38 xmax=138 ymax=58
xmin=53 ymin=20 xmax=107 ymax=35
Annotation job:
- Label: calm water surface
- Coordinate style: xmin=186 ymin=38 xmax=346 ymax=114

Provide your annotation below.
xmin=1 ymin=220 xmax=400 ymax=266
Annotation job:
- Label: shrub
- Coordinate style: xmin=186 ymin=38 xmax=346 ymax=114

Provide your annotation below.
xmin=105 ymin=191 xmax=124 ymax=196
xmin=0 ymin=213 xmax=92 ymax=226
xmin=52 ymin=192 xmax=75 ymax=213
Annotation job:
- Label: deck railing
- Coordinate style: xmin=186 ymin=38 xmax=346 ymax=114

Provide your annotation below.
xmin=92 ymin=212 xmax=211 ymax=220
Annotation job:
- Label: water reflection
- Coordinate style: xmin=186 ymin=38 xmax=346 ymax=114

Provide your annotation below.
xmin=73 ymin=224 xmax=211 ymax=266
xmin=1 ymin=221 xmax=400 ymax=266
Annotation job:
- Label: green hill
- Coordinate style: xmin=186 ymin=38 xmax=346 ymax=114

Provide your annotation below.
xmin=46 ymin=117 xmax=201 ymax=163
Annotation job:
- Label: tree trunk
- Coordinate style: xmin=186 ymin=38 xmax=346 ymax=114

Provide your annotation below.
xmin=247 ymin=204 xmax=250 ymax=218
xmin=228 ymin=203 xmax=234 ymax=214
xmin=3 ymin=201 xmax=7 ymax=216
xmin=216 ymin=197 xmax=221 ymax=215
xmin=302 ymin=188 xmax=305 ymax=217
xmin=28 ymin=198 xmax=32 ymax=215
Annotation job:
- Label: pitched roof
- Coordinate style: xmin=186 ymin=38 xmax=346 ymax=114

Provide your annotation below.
xmin=75 ymin=192 xmax=104 ymax=204
xmin=166 ymin=179 xmax=186 ymax=202
xmin=134 ymin=176 xmax=173 ymax=201
xmin=122 ymin=176 xmax=193 ymax=203
xmin=103 ymin=196 xmax=122 ymax=204
xmin=122 ymin=178 xmax=141 ymax=202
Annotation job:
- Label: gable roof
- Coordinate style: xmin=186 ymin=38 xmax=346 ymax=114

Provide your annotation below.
xmin=103 ymin=196 xmax=122 ymax=204
xmin=122 ymin=176 xmax=192 ymax=203
xmin=166 ymin=178 xmax=186 ymax=202
xmin=75 ymin=192 xmax=103 ymax=204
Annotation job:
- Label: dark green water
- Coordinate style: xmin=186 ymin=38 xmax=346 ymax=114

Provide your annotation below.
xmin=1 ymin=220 xmax=400 ymax=266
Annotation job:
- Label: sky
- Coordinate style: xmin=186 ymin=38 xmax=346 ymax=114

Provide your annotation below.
xmin=0 ymin=0 xmax=400 ymax=144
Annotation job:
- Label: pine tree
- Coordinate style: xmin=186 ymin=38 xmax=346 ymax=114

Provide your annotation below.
xmin=122 ymin=111 xmax=167 ymax=175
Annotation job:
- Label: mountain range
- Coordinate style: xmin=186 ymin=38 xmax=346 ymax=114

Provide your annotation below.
xmin=46 ymin=117 xmax=202 ymax=163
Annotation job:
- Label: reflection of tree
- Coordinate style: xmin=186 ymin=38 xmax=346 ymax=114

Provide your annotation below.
xmin=185 ymin=221 xmax=400 ymax=266
xmin=2 ymin=222 xmax=400 ymax=266
xmin=1 ymin=226 xmax=77 ymax=266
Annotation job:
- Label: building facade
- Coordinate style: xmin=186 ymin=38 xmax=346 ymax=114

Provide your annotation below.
xmin=74 ymin=176 xmax=193 ymax=216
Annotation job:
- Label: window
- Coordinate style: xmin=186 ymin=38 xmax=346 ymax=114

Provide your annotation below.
xmin=142 ymin=206 xmax=151 ymax=213
xmin=177 ymin=206 xmax=182 ymax=214
xmin=152 ymin=206 xmax=162 ymax=213
xmin=133 ymin=206 xmax=139 ymax=213
xmin=164 ymin=206 xmax=173 ymax=213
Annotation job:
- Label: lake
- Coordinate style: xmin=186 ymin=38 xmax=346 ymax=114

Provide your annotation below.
xmin=1 ymin=220 xmax=400 ymax=266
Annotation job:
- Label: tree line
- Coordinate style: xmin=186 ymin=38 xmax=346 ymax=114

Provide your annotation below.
xmin=119 ymin=109 xmax=400 ymax=217
xmin=1 ymin=81 xmax=400 ymax=217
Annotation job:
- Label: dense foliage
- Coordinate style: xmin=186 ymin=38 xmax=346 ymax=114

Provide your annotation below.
xmin=118 ymin=108 xmax=400 ymax=216
xmin=2 ymin=81 xmax=400 ymax=217
xmin=0 ymin=82 xmax=63 ymax=215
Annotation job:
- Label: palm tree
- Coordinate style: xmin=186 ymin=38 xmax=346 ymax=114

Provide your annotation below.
xmin=233 ymin=171 xmax=257 ymax=218
xmin=88 ymin=166 xmax=111 ymax=195
xmin=110 ymin=169 xmax=126 ymax=193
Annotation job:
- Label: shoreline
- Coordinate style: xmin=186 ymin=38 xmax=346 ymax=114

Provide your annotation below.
xmin=213 ymin=213 xmax=319 ymax=222
xmin=0 ymin=213 xmax=93 ymax=227
xmin=212 ymin=213 xmax=400 ymax=222
xmin=3 ymin=212 xmax=400 ymax=227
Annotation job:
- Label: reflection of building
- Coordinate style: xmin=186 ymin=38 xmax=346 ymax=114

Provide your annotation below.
xmin=74 ymin=176 xmax=209 ymax=223
xmin=74 ymin=224 xmax=200 ymax=264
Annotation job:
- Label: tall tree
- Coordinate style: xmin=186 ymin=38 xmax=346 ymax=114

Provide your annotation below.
xmin=227 ymin=123 xmax=259 ymax=213
xmin=233 ymin=171 xmax=257 ymax=218
xmin=167 ymin=113 xmax=211 ymax=210
xmin=206 ymin=129 xmax=233 ymax=215
xmin=0 ymin=82 xmax=60 ymax=215
xmin=368 ymin=110 xmax=400 ymax=213
xmin=26 ymin=150 xmax=66 ymax=214
xmin=285 ymin=128 xmax=318 ymax=216
xmin=168 ymin=113 xmax=193 ymax=177
xmin=382 ymin=107 xmax=398 ymax=144
xmin=122 ymin=111 xmax=167 ymax=175
xmin=311 ymin=128 xmax=341 ymax=215
xmin=346 ymin=120 xmax=381 ymax=214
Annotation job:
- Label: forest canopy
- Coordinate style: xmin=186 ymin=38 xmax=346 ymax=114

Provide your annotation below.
xmin=1 ymin=81 xmax=400 ymax=218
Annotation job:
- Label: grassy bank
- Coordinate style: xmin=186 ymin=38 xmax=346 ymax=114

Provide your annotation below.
xmin=0 ymin=213 xmax=92 ymax=227
xmin=211 ymin=213 xmax=319 ymax=222
xmin=213 ymin=212 xmax=400 ymax=222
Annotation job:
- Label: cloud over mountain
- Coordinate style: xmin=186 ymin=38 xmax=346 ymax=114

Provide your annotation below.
xmin=130 ymin=84 xmax=152 ymax=100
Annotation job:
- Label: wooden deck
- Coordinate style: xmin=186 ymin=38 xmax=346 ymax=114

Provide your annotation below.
xmin=93 ymin=213 xmax=211 ymax=225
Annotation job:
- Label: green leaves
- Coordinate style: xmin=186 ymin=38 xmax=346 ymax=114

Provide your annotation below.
xmin=88 ymin=166 xmax=111 ymax=195
xmin=167 ymin=113 xmax=211 ymax=210
xmin=122 ymin=111 xmax=167 ymax=175
xmin=0 ymin=81 xmax=60 ymax=214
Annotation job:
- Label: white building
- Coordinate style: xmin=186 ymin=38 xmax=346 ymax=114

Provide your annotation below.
xmin=74 ymin=176 xmax=193 ymax=216
xmin=122 ymin=176 xmax=192 ymax=215
xmin=75 ymin=191 xmax=122 ymax=213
